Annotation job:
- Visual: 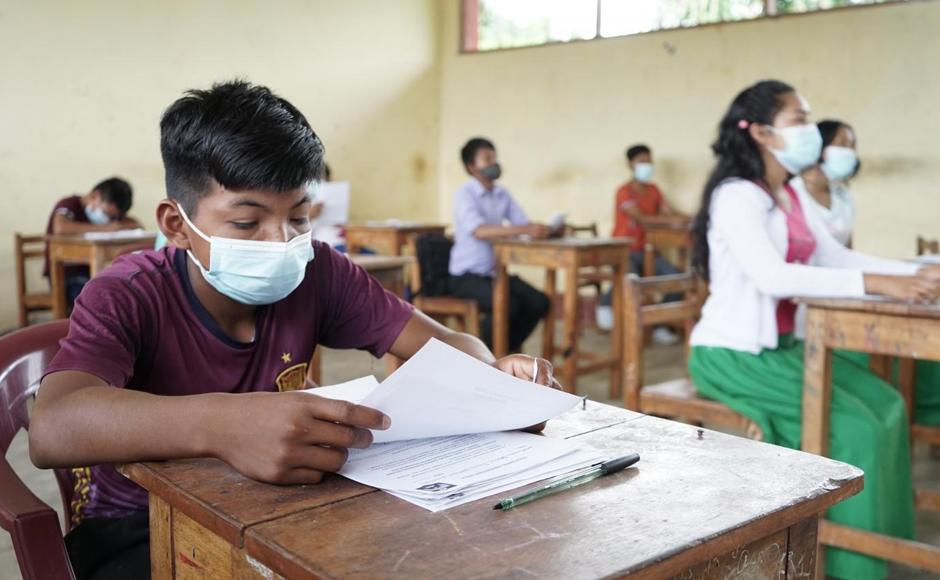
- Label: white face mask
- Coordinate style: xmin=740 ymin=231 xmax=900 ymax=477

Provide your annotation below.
xmin=178 ymin=205 xmax=314 ymax=305
xmin=820 ymin=146 xmax=858 ymax=182
xmin=769 ymin=124 xmax=823 ymax=174
xmin=633 ymin=162 xmax=654 ymax=183
xmin=86 ymin=205 xmax=111 ymax=225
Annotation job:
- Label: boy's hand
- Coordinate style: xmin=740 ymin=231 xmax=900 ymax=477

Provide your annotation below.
xmin=493 ymin=354 xmax=563 ymax=433
xmin=210 ymin=391 xmax=390 ymax=485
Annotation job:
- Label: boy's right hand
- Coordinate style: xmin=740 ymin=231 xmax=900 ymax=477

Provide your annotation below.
xmin=210 ymin=392 xmax=390 ymax=485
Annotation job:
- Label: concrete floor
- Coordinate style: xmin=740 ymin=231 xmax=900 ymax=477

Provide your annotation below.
xmin=2 ymin=322 xmax=938 ymax=579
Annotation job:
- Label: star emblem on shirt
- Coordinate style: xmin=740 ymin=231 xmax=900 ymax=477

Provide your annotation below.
xmin=281 ymin=352 xmax=292 ymax=364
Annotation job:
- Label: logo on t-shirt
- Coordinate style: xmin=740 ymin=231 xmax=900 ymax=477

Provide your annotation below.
xmin=276 ymin=360 xmax=308 ymax=392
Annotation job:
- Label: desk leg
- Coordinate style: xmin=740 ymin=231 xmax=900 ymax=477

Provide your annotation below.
xmin=90 ymin=246 xmax=106 ymax=277
xmin=561 ymin=267 xmax=579 ymax=393
xmin=542 ymin=269 xmax=556 ymax=362
xmin=802 ymin=307 xmax=832 ymax=457
xmin=50 ymin=251 xmax=68 ymax=319
xmin=609 ymin=263 xmax=625 ymax=399
xmin=493 ymin=259 xmax=510 ymax=358
xmin=149 ymin=495 xmax=174 ymax=579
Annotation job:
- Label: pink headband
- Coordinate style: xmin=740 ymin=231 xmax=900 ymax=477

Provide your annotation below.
xmin=738 ymin=119 xmax=750 ymax=129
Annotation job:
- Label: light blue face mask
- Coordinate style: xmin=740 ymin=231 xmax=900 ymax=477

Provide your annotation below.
xmin=86 ymin=206 xmax=111 ymax=226
xmin=769 ymin=124 xmax=823 ymax=174
xmin=178 ymin=206 xmax=314 ymax=305
xmin=633 ymin=162 xmax=655 ymax=183
xmin=820 ymin=146 xmax=858 ymax=182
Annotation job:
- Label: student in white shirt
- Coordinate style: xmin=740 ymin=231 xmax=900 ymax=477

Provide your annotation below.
xmin=687 ymin=79 xmax=940 ymax=580
xmin=790 ymin=120 xmax=859 ymax=246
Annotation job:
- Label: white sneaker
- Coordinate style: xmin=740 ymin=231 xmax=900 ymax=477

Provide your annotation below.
xmin=595 ymin=305 xmax=613 ymax=331
xmin=651 ymin=326 xmax=679 ymax=345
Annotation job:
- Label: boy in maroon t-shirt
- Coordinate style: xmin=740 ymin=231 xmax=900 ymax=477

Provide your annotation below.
xmin=44 ymin=177 xmax=141 ymax=305
xmin=31 ymin=81 xmax=558 ymax=579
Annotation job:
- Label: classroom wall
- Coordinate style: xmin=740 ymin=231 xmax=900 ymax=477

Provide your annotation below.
xmin=0 ymin=0 xmax=441 ymax=330
xmin=437 ymin=0 xmax=940 ymax=262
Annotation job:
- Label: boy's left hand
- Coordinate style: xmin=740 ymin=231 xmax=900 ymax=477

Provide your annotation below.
xmin=493 ymin=354 xmax=564 ymax=433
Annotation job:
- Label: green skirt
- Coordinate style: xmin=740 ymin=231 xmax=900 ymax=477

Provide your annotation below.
xmin=689 ymin=336 xmax=913 ymax=580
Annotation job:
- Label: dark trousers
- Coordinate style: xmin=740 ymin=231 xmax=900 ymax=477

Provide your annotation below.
xmin=601 ymin=250 xmax=682 ymax=306
xmin=65 ymin=512 xmax=150 ymax=580
xmin=449 ymin=274 xmax=550 ymax=352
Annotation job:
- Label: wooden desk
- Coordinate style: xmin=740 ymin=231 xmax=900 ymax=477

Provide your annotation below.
xmin=492 ymin=238 xmax=631 ymax=395
xmin=46 ymin=233 xmax=157 ymax=319
xmin=345 ymin=223 xmax=447 ymax=290
xmin=643 ymin=219 xmax=693 ymax=272
xmin=801 ymin=297 xmax=940 ymax=572
xmin=124 ymin=403 xmax=861 ymax=580
xmin=307 ymin=254 xmax=413 ymax=385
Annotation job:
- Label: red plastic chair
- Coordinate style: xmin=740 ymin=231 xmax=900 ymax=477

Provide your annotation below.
xmin=0 ymin=320 xmax=76 ymax=580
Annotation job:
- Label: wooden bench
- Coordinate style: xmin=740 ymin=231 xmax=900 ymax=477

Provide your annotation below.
xmin=14 ymin=233 xmax=53 ymax=327
xmin=411 ymin=234 xmax=480 ymax=337
xmin=622 ymin=273 xmax=763 ymax=439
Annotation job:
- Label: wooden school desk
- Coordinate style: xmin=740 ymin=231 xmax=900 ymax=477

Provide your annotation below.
xmin=307 ymin=254 xmax=413 ymax=385
xmin=643 ymin=218 xmax=693 ymax=272
xmin=344 ymin=222 xmax=447 ymax=290
xmin=123 ymin=403 xmax=861 ymax=580
xmin=491 ymin=238 xmax=631 ymax=395
xmin=46 ymin=233 xmax=157 ymax=319
xmin=801 ymin=297 xmax=940 ymax=572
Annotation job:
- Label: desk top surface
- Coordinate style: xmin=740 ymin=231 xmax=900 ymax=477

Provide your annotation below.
xmin=45 ymin=232 xmax=157 ymax=246
xmin=348 ymin=254 xmax=414 ymax=270
xmin=798 ymin=296 xmax=940 ymax=319
xmin=125 ymin=403 xmax=861 ymax=579
xmin=493 ymin=236 xmax=632 ymax=250
xmin=346 ymin=223 xmax=447 ymax=233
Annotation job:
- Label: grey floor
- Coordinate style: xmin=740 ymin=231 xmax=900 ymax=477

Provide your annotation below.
xmin=2 ymin=322 xmax=938 ymax=579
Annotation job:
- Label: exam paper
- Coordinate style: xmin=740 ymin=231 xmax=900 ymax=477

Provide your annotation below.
xmin=82 ymin=228 xmax=149 ymax=240
xmin=360 ymin=339 xmax=582 ymax=443
xmin=339 ymin=431 xmax=604 ymax=512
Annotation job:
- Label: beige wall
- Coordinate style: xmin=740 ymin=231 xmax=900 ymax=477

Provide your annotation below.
xmin=437 ymin=0 xmax=940 ymax=264
xmin=0 ymin=0 xmax=441 ymax=330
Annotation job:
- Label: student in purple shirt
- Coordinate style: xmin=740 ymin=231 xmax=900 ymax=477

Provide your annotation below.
xmin=448 ymin=138 xmax=552 ymax=352
xmin=30 ymin=83 xmax=557 ymax=580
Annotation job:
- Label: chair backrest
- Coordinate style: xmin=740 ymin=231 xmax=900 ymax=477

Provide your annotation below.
xmin=0 ymin=320 xmax=76 ymax=579
xmin=414 ymin=233 xmax=454 ymax=297
xmin=917 ymin=236 xmax=939 ymax=256
xmin=622 ymin=273 xmax=706 ymax=409
xmin=564 ymin=223 xmax=598 ymax=238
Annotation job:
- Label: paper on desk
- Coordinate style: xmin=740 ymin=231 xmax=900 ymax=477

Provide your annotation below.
xmin=311 ymin=181 xmax=350 ymax=226
xmin=82 ymin=228 xmax=149 ymax=241
xmin=362 ymin=338 xmax=581 ymax=443
xmin=340 ymin=431 xmax=604 ymax=511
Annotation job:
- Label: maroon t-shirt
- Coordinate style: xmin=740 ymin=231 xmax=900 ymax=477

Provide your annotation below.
xmin=43 ymin=194 xmax=90 ymax=277
xmin=44 ymin=242 xmax=413 ymax=523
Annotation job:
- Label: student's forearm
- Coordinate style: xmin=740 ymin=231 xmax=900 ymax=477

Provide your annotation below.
xmin=30 ymin=385 xmax=221 ymax=468
xmin=437 ymin=332 xmax=496 ymax=364
xmin=473 ymin=224 xmax=530 ymax=240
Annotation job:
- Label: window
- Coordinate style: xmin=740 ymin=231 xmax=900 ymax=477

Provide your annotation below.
xmin=462 ymin=0 xmax=902 ymax=52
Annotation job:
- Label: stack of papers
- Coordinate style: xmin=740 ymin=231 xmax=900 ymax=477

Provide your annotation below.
xmin=82 ymin=229 xmax=150 ymax=241
xmin=306 ymin=339 xmax=605 ymax=511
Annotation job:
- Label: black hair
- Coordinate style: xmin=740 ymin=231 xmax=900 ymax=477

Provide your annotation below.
xmin=322 ymin=163 xmax=332 ymax=182
xmin=92 ymin=177 xmax=133 ymax=216
xmin=691 ymin=80 xmax=795 ymax=281
xmin=625 ymin=144 xmax=651 ymax=161
xmin=817 ymin=119 xmax=860 ymax=176
xmin=160 ymin=80 xmax=324 ymax=216
xmin=460 ymin=137 xmax=495 ymax=174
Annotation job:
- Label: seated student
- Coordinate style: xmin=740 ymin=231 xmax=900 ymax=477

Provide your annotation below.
xmin=44 ymin=177 xmax=141 ymax=303
xmin=790 ymin=119 xmax=859 ymax=246
xmin=448 ymin=137 xmax=552 ymax=353
xmin=29 ymin=82 xmax=557 ymax=580
xmin=687 ymin=79 xmax=940 ymax=580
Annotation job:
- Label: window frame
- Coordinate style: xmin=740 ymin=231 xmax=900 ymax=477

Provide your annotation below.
xmin=460 ymin=0 xmax=914 ymax=54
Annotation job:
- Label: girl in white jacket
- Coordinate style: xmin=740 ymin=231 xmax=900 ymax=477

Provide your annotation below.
xmin=688 ymin=80 xmax=940 ymax=580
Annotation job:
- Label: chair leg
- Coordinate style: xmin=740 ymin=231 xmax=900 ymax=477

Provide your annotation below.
xmin=465 ymin=304 xmax=481 ymax=338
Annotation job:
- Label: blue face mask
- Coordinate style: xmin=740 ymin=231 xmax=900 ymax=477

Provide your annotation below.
xmin=633 ymin=162 xmax=654 ymax=183
xmin=820 ymin=146 xmax=858 ymax=182
xmin=86 ymin=206 xmax=111 ymax=225
xmin=179 ymin=206 xmax=314 ymax=305
xmin=769 ymin=124 xmax=823 ymax=174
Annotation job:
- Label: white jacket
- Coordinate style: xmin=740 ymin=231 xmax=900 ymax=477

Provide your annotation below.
xmin=690 ymin=179 xmax=918 ymax=354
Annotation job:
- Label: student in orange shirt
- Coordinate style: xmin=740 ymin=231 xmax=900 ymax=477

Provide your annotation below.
xmin=601 ymin=145 xmax=685 ymax=342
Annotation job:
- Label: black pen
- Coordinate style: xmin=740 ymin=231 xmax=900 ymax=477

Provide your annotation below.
xmin=493 ymin=452 xmax=640 ymax=511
